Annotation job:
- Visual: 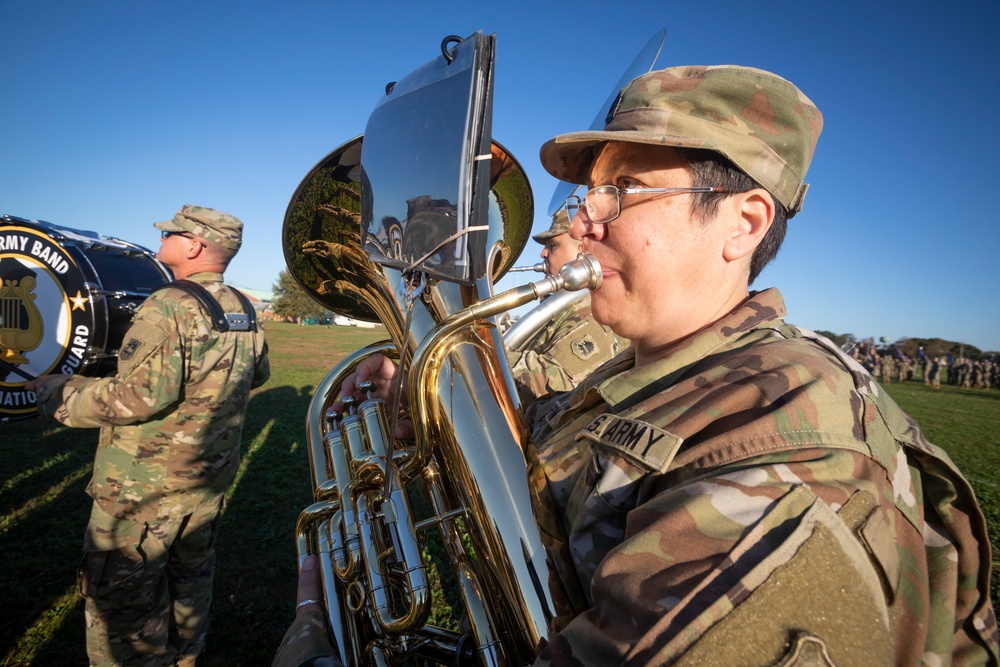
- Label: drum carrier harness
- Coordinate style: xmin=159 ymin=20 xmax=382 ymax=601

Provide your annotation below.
xmin=161 ymin=279 xmax=258 ymax=332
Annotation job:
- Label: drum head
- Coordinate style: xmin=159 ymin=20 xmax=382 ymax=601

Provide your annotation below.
xmin=0 ymin=215 xmax=170 ymax=422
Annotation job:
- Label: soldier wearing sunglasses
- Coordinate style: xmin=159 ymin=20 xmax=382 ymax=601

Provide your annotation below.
xmin=28 ymin=204 xmax=270 ymax=667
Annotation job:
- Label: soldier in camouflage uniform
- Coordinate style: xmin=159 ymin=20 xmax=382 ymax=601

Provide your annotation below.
xmin=880 ymin=353 xmax=895 ymax=384
xmin=27 ymin=205 xmax=270 ymax=667
xmin=507 ymin=209 xmax=625 ymax=404
xmin=519 ymin=65 xmax=999 ymax=665
xmin=281 ymin=65 xmax=1000 ymax=666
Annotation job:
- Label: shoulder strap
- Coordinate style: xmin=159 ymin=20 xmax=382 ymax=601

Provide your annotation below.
xmin=229 ymin=286 xmax=258 ymax=332
xmin=158 ymin=280 xmax=257 ymax=332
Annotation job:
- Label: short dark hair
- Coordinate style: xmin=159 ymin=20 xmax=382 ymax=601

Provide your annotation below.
xmin=205 ymin=242 xmax=238 ymax=267
xmin=675 ymin=148 xmax=788 ymax=284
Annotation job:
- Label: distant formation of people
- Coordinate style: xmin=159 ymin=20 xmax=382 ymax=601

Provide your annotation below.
xmin=851 ymin=342 xmax=998 ymax=390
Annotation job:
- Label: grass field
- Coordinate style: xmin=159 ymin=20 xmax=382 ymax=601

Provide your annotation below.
xmin=878 ymin=379 xmax=1000 ymax=610
xmin=1 ymin=321 xmax=997 ymax=666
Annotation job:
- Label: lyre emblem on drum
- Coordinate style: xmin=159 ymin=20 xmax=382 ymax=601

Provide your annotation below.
xmin=0 ymin=275 xmax=44 ymax=365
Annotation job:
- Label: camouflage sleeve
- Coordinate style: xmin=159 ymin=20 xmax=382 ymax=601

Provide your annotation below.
xmin=270 ymin=610 xmax=342 ymax=667
xmin=41 ymin=297 xmax=186 ymax=428
xmin=510 ymin=316 xmax=621 ymax=405
xmin=509 ymin=345 xmax=577 ymax=405
xmin=535 ymin=451 xmax=902 ymax=667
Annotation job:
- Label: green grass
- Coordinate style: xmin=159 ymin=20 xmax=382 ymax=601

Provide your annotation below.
xmin=879 ymin=380 xmax=1000 ymax=608
xmin=0 ymin=323 xmax=387 ymax=667
xmin=1 ymin=324 xmax=997 ymax=665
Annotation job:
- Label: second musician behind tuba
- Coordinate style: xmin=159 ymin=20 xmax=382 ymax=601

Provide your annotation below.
xmin=506 ymin=208 xmax=625 ymax=405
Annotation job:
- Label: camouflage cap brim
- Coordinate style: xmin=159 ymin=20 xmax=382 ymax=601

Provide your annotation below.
xmin=540 ymin=129 xmax=708 ymax=186
xmin=532 ymin=228 xmax=565 ymax=244
xmin=154 ymin=219 xmax=187 ymax=233
xmin=532 ymin=208 xmax=572 ymax=244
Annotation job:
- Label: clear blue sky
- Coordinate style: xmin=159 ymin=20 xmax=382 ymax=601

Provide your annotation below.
xmin=3 ymin=0 xmax=998 ymax=351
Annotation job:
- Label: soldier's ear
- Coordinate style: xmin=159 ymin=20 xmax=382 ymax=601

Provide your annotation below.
xmin=185 ymin=236 xmax=207 ymax=259
xmin=722 ymin=189 xmax=773 ymax=262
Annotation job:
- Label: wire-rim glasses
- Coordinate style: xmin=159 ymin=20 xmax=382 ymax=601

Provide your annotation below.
xmin=565 ymin=185 xmax=732 ymax=224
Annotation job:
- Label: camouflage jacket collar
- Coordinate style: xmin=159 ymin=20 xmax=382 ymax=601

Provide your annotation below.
xmin=184 ymin=271 xmax=224 ymax=284
xmin=594 ymin=288 xmax=787 ymax=410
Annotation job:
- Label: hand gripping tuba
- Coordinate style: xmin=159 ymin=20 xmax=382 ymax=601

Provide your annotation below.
xmin=284 ymin=136 xmax=601 ymax=666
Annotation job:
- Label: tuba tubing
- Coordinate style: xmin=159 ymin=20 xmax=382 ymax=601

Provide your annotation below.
xmin=296 ymin=255 xmax=602 ymax=666
xmin=407 ymin=254 xmax=602 ymax=474
xmin=297 ymin=341 xmax=396 ymax=664
xmin=503 ymin=289 xmax=588 ymax=353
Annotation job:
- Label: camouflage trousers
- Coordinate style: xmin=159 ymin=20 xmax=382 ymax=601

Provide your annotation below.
xmin=79 ymin=497 xmax=223 ymax=667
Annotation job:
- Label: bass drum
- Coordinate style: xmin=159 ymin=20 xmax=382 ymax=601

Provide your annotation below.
xmin=0 ymin=214 xmax=172 ymax=422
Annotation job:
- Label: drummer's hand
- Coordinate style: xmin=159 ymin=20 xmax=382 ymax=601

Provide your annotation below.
xmin=333 ymin=354 xmax=414 ymax=440
xmin=24 ymin=374 xmax=62 ymax=393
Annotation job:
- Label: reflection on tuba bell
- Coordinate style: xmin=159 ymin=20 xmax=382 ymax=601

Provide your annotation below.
xmin=283 ymin=132 xmax=601 ymax=666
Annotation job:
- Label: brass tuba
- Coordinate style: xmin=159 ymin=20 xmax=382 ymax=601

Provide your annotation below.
xmin=283 ymin=133 xmax=600 ymax=666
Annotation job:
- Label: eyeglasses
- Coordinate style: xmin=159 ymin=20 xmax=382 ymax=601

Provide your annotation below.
xmin=565 ymin=185 xmax=732 ymax=225
xmin=160 ymin=230 xmax=207 ymax=248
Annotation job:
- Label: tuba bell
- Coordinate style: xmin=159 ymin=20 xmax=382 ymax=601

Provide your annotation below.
xmin=282 ymin=33 xmax=601 ymax=666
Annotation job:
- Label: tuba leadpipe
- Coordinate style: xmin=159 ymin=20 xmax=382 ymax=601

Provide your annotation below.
xmin=506 ymin=263 xmax=544 ymax=273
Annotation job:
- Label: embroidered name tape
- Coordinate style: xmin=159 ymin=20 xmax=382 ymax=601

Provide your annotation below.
xmin=579 ymin=413 xmax=682 ymax=472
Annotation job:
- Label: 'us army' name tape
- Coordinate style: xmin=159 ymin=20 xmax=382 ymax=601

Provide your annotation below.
xmin=579 ymin=413 xmax=682 ymax=472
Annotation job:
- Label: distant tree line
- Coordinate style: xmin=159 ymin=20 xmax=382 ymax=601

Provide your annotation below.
xmin=271 ymin=269 xmax=330 ymax=323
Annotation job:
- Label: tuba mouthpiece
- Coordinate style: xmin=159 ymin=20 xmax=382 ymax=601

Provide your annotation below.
xmin=554 ymin=253 xmax=603 ymax=292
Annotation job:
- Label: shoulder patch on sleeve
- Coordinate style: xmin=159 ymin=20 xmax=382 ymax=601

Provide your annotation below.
xmin=570 ymin=334 xmax=600 ymax=360
xmin=579 ymin=413 xmax=682 ymax=472
xmin=115 ymin=319 xmax=170 ymax=375
xmin=119 ymin=338 xmax=142 ymax=362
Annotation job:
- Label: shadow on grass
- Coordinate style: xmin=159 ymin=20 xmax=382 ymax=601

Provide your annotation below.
xmin=1 ymin=420 xmax=94 ymax=667
xmin=201 ymin=382 xmax=320 ymax=667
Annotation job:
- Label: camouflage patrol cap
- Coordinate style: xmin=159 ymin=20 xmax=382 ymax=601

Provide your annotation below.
xmin=539 ymin=65 xmax=823 ymax=217
xmin=532 ymin=209 xmax=571 ymax=243
xmin=154 ymin=204 xmax=243 ymax=250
